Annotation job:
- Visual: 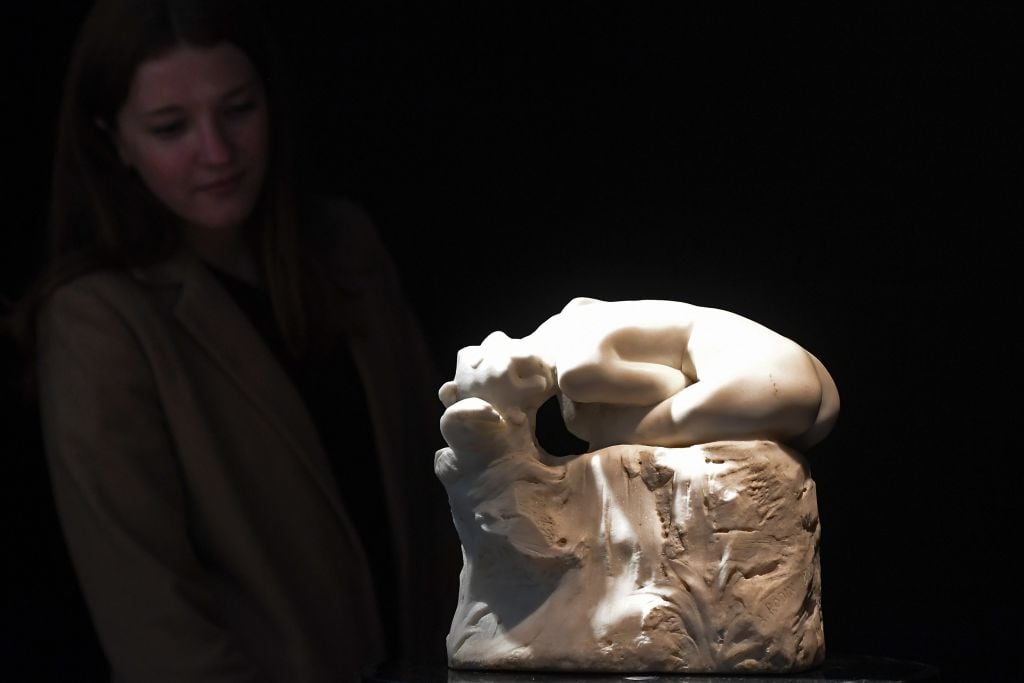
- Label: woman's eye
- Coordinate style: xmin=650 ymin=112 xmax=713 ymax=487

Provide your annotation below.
xmin=226 ymin=100 xmax=256 ymax=116
xmin=149 ymin=121 xmax=185 ymax=138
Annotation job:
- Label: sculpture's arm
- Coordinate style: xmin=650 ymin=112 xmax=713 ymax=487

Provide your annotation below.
xmin=558 ymin=357 xmax=690 ymax=406
xmin=534 ymin=299 xmax=695 ymax=407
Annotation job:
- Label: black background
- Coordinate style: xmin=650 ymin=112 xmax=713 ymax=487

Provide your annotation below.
xmin=2 ymin=2 xmax=1016 ymax=681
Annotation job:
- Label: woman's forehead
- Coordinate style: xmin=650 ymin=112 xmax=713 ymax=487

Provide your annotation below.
xmin=126 ymin=42 xmax=259 ymax=112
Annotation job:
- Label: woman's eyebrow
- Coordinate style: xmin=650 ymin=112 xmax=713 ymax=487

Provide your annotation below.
xmin=222 ymin=80 xmax=257 ymax=99
xmin=140 ymin=103 xmax=184 ymax=118
xmin=139 ymin=81 xmax=258 ymax=117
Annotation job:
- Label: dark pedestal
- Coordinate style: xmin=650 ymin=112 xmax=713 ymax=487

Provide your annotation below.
xmin=365 ymin=654 xmax=940 ymax=683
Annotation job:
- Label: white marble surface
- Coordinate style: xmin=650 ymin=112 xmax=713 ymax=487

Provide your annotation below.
xmin=435 ymin=298 xmax=838 ymax=673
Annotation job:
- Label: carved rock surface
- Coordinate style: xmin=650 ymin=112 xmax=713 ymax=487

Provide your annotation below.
xmin=436 ymin=436 xmax=824 ymax=673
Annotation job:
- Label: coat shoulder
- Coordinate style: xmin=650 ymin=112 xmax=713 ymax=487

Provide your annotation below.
xmin=38 ymin=268 xmax=151 ymax=330
xmin=299 ymin=193 xmax=401 ymax=292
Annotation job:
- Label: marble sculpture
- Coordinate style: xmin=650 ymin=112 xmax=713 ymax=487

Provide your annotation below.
xmin=435 ymin=297 xmax=840 ymax=673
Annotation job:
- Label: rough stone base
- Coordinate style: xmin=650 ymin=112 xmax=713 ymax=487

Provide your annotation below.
xmin=436 ymin=437 xmax=824 ymax=673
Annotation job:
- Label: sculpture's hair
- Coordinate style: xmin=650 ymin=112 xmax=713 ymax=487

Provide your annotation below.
xmin=5 ymin=0 xmax=312 ymax=383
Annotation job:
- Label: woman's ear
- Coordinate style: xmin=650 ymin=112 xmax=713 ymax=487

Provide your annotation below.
xmin=94 ymin=117 xmax=131 ymax=167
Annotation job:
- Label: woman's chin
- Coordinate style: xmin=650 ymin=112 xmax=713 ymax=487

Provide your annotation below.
xmin=183 ymin=203 xmax=256 ymax=234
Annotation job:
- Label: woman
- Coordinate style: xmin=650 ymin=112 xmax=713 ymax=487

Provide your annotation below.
xmin=12 ymin=1 xmax=458 ymax=681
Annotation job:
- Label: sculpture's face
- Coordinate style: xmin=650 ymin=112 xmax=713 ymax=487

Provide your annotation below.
xmin=112 ymin=42 xmax=269 ymax=235
xmin=439 ymin=331 xmax=556 ymax=418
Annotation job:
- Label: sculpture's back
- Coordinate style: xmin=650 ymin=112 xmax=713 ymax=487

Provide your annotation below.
xmin=435 ymin=298 xmax=837 ymax=673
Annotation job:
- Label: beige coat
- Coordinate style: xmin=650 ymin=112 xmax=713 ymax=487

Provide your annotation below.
xmin=36 ymin=201 xmax=459 ymax=683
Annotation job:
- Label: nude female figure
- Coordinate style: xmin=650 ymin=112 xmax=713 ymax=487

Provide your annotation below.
xmin=441 ymin=296 xmax=839 ymax=452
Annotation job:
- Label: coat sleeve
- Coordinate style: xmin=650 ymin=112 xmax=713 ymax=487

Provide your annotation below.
xmin=36 ymin=281 xmax=270 ymax=683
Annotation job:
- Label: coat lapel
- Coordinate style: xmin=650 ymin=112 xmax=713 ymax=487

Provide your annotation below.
xmin=133 ymin=249 xmax=348 ymax=523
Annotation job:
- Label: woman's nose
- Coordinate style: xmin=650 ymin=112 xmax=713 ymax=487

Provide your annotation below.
xmin=197 ymin=119 xmax=233 ymax=165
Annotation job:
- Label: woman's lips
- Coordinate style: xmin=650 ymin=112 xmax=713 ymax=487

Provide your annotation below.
xmin=196 ymin=173 xmax=242 ymax=194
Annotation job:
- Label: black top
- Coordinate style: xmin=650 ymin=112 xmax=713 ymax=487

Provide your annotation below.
xmin=206 ymin=263 xmax=401 ymax=658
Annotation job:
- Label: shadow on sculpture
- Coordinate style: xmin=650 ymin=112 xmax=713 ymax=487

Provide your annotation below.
xmin=435 ymin=298 xmax=839 ymax=674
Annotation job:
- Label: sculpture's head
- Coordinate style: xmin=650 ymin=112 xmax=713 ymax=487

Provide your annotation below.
xmin=439 ymin=330 xmax=556 ymax=424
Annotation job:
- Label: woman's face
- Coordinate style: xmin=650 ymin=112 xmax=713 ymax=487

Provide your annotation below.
xmin=112 ymin=42 xmax=269 ymax=235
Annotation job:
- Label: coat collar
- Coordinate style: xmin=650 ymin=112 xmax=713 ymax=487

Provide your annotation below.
xmin=130 ymin=248 xmax=349 ymax=523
